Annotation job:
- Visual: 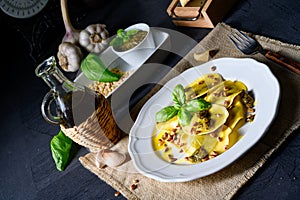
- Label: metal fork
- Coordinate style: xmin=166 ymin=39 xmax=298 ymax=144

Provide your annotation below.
xmin=228 ymin=29 xmax=300 ymax=75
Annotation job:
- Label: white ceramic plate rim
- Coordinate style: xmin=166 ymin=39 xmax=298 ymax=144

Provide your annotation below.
xmin=128 ymin=57 xmax=280 ymax=182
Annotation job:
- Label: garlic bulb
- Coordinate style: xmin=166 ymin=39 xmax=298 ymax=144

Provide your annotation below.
xmin=60 ymin=0 xmax=80 ymax=44
xmin=79 ymin=24 xmax=109 ymax=53
xmin=57 ymin=42 xmax=83 ymax=72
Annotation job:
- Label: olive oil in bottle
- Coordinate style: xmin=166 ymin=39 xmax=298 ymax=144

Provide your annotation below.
xmin=36 ymin=56 xmax=120 ymax=151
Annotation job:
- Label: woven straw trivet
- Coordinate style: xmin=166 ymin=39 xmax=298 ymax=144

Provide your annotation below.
xmin=79 ymin=23 xmax=300 ymax=199
xmin=61 ymin=95 xmax=120 ymax=152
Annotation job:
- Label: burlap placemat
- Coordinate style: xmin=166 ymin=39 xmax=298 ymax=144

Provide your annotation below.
xmin=79 ymin=23 xmax=300 ymax=199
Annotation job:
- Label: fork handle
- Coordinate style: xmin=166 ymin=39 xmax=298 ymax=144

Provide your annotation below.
xmin=265 ymin=51 xmax=300 ymax=75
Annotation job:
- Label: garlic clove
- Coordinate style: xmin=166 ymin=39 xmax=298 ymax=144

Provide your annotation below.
xmin=100 ymin=31 xmax=109 ymax=40
xmin=96 ymin=25 xmax=101 ymax=33
xmin=79 ymin=31 xmax=90 ymax=46
xmin=96 ymin=149 xmax=126 ymax=167
xmin=93 ymin=45 xmax=103 ymax=54
xmin=194 ymin=50 xmax=210 ymax=62
xmin=86 ymin=44 xmax=95 ymax=52
xmin=193 ymin=49 xmax=219 ymax=62
xmin=86 ymin=24 xmax=96 ymax=33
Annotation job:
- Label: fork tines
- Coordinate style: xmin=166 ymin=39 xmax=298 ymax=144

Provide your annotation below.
xmin=228 ymin=29 xmax=260 ymax=55
xmin=232 ymin=30 xmax=253 ymax=43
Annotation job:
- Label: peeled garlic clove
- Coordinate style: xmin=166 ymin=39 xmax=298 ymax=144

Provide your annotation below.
xmin=194 ymin=50 xmax=210 ymax=62
xmin=193 ymin=49 xmax=218 ymax=62
xmin=96 ymin=149 xmax=126 ymax=167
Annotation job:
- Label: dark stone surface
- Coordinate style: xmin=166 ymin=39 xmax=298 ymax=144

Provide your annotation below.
xmin=0 ymin=0 xmax=299 ymax=199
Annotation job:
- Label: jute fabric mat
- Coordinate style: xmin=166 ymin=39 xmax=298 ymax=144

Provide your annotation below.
xmin=79 ymin=23 xmax=300 ymax=199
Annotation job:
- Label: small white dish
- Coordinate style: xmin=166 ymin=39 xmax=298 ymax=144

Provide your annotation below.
xmin=128 ymin=57 xmax=280 ymax=182
xmin=111 ymin=23 xmax=156 ymax=67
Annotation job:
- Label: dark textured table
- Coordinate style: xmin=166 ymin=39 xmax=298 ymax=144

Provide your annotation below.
xmin=0 ymin=0 xmax=299 ymax=199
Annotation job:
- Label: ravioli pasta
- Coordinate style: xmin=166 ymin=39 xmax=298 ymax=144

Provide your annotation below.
xmin=152 ymin=73 xmax=255 ymax=164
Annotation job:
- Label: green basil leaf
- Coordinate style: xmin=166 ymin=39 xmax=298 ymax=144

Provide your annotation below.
xmin=109 ymin=37 xmax=123 ymax=48
xmin=117 ymin=29 xmax=125 ymax=37
xmin=126 ymin=29 xmax=139 ymax=36
xmin=184 ymin=99 xmax=211 ymax=112
xmin=178 ymin=107 xmax=192 ymax=126
xmin=172 ymin=84 xmax=186 ymax=109
xmin=155 ymin=106 xmax=178 ymax=123
xmin=50 ymin=130 xmax=73 ymax=171
xmin=81 ymin=53 xmax=121 ymax=82
xmin=122 ymin=35 xmax=129 ymax=43
xmin=110 ymin=29 xmax=139 ymax=48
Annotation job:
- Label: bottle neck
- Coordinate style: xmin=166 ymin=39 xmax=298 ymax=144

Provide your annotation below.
xmin=36 ymin=56 xmax=80 ymax=94
xmin=42 ymin=69 xmax=74 ymax=94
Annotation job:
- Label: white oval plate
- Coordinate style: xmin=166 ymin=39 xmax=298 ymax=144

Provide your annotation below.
xmin=128 ymin=57 xmax=280 ymax=182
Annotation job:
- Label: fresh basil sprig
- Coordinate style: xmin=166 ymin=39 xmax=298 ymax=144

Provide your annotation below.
xmin=80 ymin=53 xmax=121 ymax=82
xmin=155 ymin=84 xmax=211 ymax=126
xmin=110 ymin=29 xmax=139 ymax=48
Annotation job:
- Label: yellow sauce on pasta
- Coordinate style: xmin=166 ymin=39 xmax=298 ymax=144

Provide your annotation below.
xmin=152 ymin=73 xmax=255 ymax=164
